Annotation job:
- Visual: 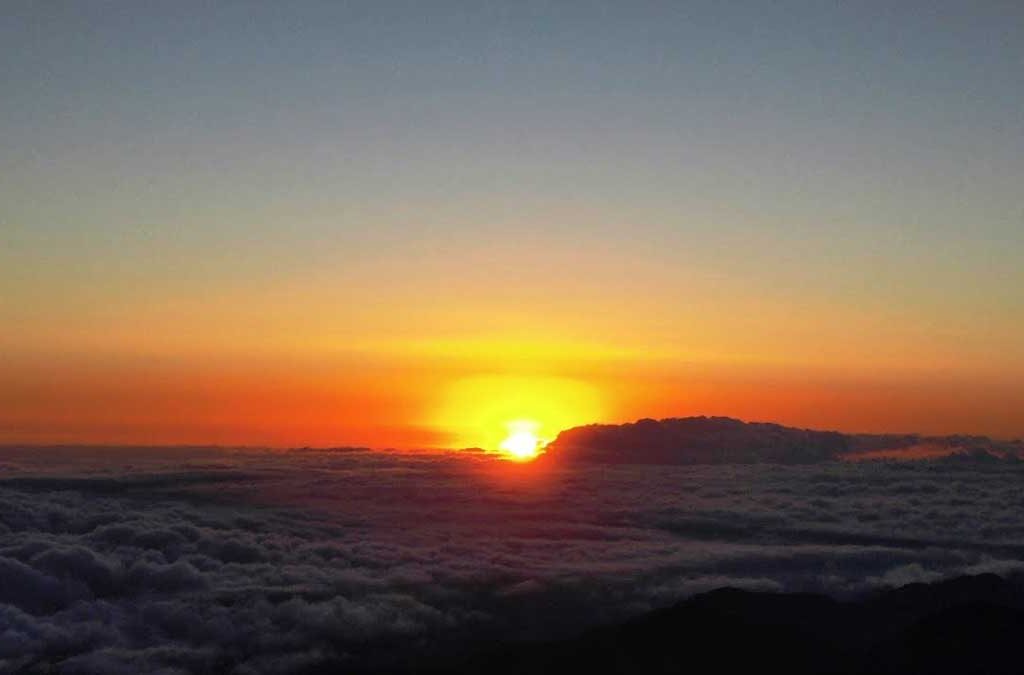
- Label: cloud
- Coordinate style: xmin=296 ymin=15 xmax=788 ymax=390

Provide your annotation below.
xmin=545 ymin=416 xmax=1024 ymax=465
xmin=546 ymin=416 xmax=849 ymax=464
xmin=1 ymin=446 xmax=1024 ymax=671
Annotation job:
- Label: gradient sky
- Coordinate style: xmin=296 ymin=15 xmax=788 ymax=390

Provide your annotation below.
xmin=3 ymin=1 xmax=1023 ymax=446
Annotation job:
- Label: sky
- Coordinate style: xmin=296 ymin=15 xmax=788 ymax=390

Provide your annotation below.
xmin=3 ymin=1 xmax=1023 ymax=447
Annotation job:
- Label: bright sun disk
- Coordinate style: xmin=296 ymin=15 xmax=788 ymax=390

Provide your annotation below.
xmin=498 ymin=421 xmax=545 ymax=460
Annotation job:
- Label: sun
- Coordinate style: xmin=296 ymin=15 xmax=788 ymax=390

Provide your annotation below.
xmin=431 ymin=374 xmax=604 ymax=458
xmin=498 ymin=420 xmax=546 ymax=461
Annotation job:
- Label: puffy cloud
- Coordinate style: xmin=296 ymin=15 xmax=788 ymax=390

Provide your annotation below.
xmin=1 ymin=446 xmax=1023 ymax=671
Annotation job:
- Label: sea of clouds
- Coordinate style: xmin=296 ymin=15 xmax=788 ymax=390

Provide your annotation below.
xmin=2 ymin=446 xmax=1023 ymax=673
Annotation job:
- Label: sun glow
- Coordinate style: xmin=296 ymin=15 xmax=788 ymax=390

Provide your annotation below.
xmin=432 ymin=374 xmax=604 ymax=457
xmin=498 ymin=420 xmax=546 ymax=460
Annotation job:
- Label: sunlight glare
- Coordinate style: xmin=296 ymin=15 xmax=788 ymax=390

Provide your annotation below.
xmin=499 ymin=420 xmax=545 ymax=460
xmin=433 ymin=374 xmax=604 ymax=456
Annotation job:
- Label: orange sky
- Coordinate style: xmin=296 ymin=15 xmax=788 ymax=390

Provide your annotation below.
xmin=3 ymin=333 xmax=1022 ymax=447
xmin=3 ymin=233 xmax=1023 ymax=446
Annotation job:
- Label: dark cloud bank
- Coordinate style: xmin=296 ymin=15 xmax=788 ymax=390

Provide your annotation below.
xmin=2 ymin=419 xmax=1024 ymax=673
xmin=546 ymin=416 xmax=1024 ymax=464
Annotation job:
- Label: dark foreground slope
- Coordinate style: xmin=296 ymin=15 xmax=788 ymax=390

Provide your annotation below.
xmin=453 ymin=573 xmax=1024 ymax=675
xmin=545 ymin=416 xmax=1024 ymax=465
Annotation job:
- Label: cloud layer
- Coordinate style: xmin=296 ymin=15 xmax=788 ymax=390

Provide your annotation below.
xmin=2 ymin=447 xmax=1023 ymax=672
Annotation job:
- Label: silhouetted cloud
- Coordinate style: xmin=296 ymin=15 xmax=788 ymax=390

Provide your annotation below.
xmin=546 ymin=416 xmax=1024 ymax=465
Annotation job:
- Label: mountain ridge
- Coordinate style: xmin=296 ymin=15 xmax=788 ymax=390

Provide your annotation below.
xmin=544 ymin=416 xmax=1024 ymax=465
xmin=450 ymin=572 xmax=1024 ymax=675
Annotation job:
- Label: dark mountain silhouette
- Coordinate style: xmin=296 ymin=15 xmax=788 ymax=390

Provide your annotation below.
xmin=450 ymin=573 xmax=1024 ymax=675
xmin=544 ymin=416 xmax=1023 ymax=465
